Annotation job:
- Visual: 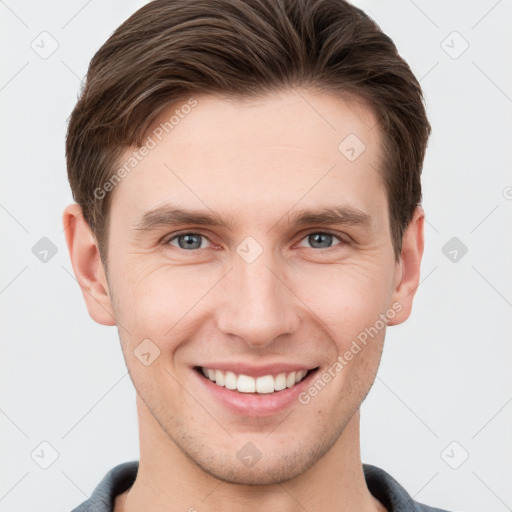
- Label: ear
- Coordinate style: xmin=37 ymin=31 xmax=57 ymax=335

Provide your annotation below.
xmin=62 ymin=203 xmax=116 ymax=326
xmin=388 ymin=206 xmax=425 ymax=326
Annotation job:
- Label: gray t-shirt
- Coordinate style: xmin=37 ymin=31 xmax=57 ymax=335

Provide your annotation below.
xmin=70 ymin=461 xmax=452 ymax=512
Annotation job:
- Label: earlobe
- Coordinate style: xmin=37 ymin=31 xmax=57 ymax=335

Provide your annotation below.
xmin=62 ymin=203 xmax=117 ymax=326
xmin=388 ymin=206 xmax=425 ymax=326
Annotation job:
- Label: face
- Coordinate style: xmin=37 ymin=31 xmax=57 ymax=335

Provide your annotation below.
xmin=91 ymin=88 xmax=412 ymax=484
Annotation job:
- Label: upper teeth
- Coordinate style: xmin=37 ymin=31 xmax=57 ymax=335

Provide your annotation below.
xmin=201 ymin=367 xmax=309 ymax=394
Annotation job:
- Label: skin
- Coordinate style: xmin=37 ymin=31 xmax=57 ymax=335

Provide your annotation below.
xmin=63 ymin=87 xmax=424 ymax=512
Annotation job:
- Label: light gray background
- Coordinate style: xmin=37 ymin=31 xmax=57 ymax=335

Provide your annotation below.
xmin=1 ymin=1 xmax=511 ymax=511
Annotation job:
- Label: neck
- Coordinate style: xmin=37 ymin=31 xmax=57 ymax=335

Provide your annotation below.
xmin=115 ymin=396 xmax=386 ymax=512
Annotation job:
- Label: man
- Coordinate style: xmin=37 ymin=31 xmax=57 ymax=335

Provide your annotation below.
xmin=62 ymin=0 xmax=452 ymax=510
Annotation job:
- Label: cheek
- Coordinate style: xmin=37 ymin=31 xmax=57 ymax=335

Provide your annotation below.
xmin=110 ymin=250 xmax=394 ymax=355
xmin=110 ymin=263 xmax=222 ymax=363
xmin=112 ymin=261 xmax=216 ymax=322
xmin=290 ymin=261 xmax=393 ymax=339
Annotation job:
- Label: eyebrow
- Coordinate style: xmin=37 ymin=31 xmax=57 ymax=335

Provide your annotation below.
xmin=133 ymin=204 xmax=373 ymax=234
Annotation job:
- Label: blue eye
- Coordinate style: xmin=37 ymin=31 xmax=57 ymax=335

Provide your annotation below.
xmin=298 ymin=231 xmax=344 ymax=249
xmin=163 ymin=230 xmax=346 ymax=252
xmin=166 ymin=232 xmax=212 ymax=250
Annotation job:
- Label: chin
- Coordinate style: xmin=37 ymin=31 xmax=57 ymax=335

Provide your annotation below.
xmin=196 ymin=456 xmax=313 ymax=486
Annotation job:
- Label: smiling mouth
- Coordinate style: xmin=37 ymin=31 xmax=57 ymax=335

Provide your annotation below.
xmin=194 ymin=366 xmax=319 ymax=394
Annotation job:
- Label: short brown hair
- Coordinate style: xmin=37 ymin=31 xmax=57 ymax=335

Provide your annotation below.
xmin=66 ymin=0 xmax=431 ymax=266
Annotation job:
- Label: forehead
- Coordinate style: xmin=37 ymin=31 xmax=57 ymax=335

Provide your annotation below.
xmin=109 ymin=88 xmax=386 ymax=230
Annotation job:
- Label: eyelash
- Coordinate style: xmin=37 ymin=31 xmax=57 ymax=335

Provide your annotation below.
xmin=162 ymin=229 xmax=349 ymax=251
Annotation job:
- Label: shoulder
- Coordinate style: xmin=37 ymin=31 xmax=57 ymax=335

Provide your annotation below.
xmin=69 ymin=461 xmax=138 ymax=512
xmin=363 ymin=463 xmax=454 ymax=512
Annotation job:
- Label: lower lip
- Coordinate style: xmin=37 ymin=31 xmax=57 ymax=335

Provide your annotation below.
xmin=193 ymin=367 xmax=319 ymax=417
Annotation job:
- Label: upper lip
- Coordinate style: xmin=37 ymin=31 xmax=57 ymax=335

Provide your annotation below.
xmin=195 ymin=362 xmax=318 ymax=378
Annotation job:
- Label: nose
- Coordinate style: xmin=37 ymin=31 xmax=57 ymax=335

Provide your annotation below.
xmin=215 ymin=246 xmax=299 ymax=349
